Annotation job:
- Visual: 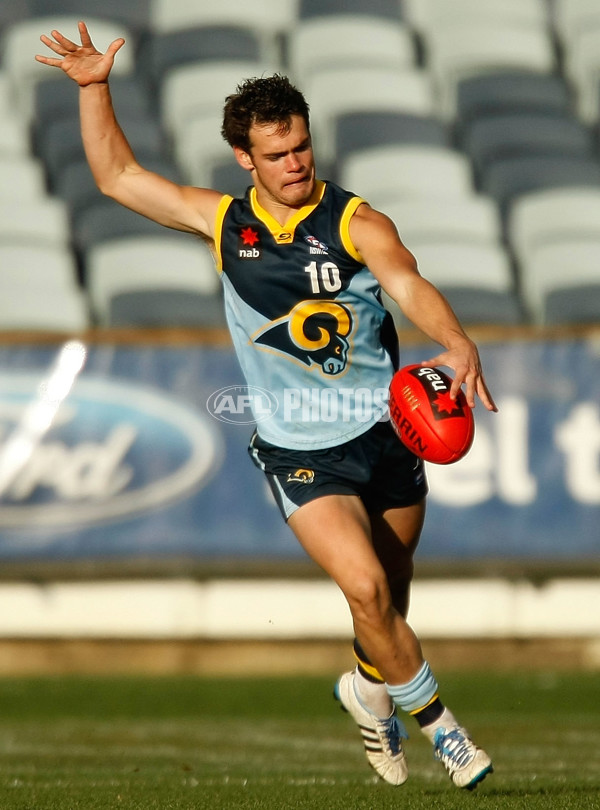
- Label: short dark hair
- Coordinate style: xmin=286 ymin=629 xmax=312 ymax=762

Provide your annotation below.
xmin=221 ymin=74 xmax=310 ymax=153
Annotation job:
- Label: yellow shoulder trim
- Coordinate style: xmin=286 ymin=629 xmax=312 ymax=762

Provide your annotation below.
xmin=340 ymin=196 xmax=366 ymax=263
xmin=213 ymin=194 xmax=234 ymax=273
xmin=340 ymin=197 xmax=366 ymax=264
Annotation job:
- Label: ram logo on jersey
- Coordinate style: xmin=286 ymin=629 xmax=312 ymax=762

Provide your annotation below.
xmin=304 ymin=235 xmax=329 ymax=255
xmin=287 ymin=468 xmax=315 ymax=484
xmin=255 ymin=300 xmax=353 ymax=375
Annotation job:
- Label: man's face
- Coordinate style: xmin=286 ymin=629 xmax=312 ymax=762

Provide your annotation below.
xmin=234 ymin=114 xmax=316 ymax=208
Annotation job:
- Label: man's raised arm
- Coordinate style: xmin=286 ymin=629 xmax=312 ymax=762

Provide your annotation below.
xmin=35 ymin=21 xmax=223 ymax=239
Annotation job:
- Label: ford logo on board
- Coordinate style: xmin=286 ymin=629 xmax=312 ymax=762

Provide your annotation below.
xmin=0 ymin=374 xmax=223 ymax=529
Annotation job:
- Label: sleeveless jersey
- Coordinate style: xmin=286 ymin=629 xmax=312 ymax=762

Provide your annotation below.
xmin=213 ymin=179 xmax=399 ymax=450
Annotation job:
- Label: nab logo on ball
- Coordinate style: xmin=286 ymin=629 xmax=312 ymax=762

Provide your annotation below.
xmin=389 ymin=365 xmax=474 ymax=464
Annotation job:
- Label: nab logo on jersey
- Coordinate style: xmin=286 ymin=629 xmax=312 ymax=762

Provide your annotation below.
xmin=238 ymin=226 xmax=261 ymax=259
xmin=255 ymin=300 xmax=353 ymax=375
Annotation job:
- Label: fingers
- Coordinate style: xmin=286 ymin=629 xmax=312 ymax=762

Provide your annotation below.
xmin=419 ymin=355 xmax=443 ymax=370
xmin=78 ymin=20 xmax=93 ymax=47
xmin=38 ymin=32 xmax=69 ymax=57
xmin=49 ymin=28 xmax=79 ymax=52
xmin=476 ymin=378 xmax=498 ymax=413
xmin=106 ymin=37 xmax=126 ymax=58
xmin=450 ymin=373 xmax=467 ymax=404
xmin=37 ymin=23 xmax=124 ymax=64
xmin=36 ymin=29 xmax=78 ymax=66
xmin=34 ymin=53 xmax=62 ymax=68
xmin=419 ymin=353 xmax=497 ymax=411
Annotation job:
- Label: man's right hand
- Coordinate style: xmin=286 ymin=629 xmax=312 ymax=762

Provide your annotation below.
xmin=35 ymin=20 xmax=124 ymax=86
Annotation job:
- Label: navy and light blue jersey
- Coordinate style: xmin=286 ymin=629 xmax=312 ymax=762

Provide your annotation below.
xmin=213 ymin=180 xmax=399 ymax=450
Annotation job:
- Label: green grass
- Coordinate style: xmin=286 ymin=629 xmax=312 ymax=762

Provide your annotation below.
xmin=0 ymin=671 xmax=598 ymax=809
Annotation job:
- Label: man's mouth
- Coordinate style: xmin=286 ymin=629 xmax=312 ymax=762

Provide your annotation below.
xmin=285 ymin=177 xmax=309 ymax=188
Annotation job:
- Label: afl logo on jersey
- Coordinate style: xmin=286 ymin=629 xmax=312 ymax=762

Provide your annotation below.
xmin=304 ymin=235 xmax=329 ymax=255
xmin=254 ymin=300 xmax=353 ymax=375
xmin=238 ymin=226 xmax=262 ymax=259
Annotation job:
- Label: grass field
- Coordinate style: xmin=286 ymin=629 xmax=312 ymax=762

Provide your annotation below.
xmin=0 ymin=671 xmax=598 ymax=809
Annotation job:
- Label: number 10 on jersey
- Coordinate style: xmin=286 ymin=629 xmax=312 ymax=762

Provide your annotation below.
xmin=305 ymin=261 xmax=342 ymax=294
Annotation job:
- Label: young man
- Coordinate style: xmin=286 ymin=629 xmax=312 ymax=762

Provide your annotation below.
xmin=37 ymin=22 xmax=496 ymax=789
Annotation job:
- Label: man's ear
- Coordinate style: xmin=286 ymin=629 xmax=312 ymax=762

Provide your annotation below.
xmin=233 ymin=146 xmax=255 ymax=172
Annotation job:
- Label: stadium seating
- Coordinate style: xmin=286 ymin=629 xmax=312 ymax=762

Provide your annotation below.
xmin=334 ymin=111 xmax=449 ymax=164
xmin=0 ymin=17 xmax=135 ymax=123
xmin=173 ymin=112 xmax=232 ymax=187
xmin=298 ymin=0 xmax=401 ymax=20
xmin=481 ymin=154 xmax=600 ymax=217
xmin=0 ymin=244 xmax=89 ymax=331
xmin=28 ymin=0 xmax=152 ymax=33
xmin=507 ymin=186 xmax=600 ymax=266
xmin=0 ymin=156 xmax=47 ymax=201
xmin=2 ymin=0 xmax=600 ymax=331
xmin=0 ymin=198 xmax=71 ymax=248
xmin=38 ymin=115 xmax=165 ymax=187
xmin=72 ymin=200 xmax=173 ymax=253
xmin=287 ymin=15 xmax=415 ymax=84
xmin=382 ymin=241 xmax=522 ymax=327
xmin=211 ymin=160 xmax=252 ymax=198
xmin=422 ymin=22 xmax=556 ymax=119
xmin=518 ymin=239 xmax=600 ymax=324
xmin=139 ymin=25 xmax=262 ymax=87
xmin=85 ymin=236 xmax=221 ymax=326
xmin=0 ymin=112 xmax=28 ymax=156
xmin=108 ymin=288 xmax=226 ymax=328
xmin=404 ymin=0 xmax=548 ymax=33
xmin=0 ymin=288 xmax=90 ymax=331
xmin=384 ymin=196 xmax=502 ymax=248
xmin=148 ymin=0 xmax=293 ymax=63
xmin=304 ymin=66 xmax=435 ymax=165
xmin=461 ymin=112 xmax=594 ymax=182
xmin=455 ymin=72 xmax=573 ymax=131
xmin=160 ymin=60 xmax=273 ymax=140
xmin=562 ymin=26 xmax=600 ymax=122
xmin=53 ymin=156 xmax=181 ymax=216
xmin=338 ymin=145 xmax=475 ymax=207
xmin=0 ymin=0 xmax=30 ymax=30
xmin=553 ymin=0 xmax=600 ymax=45
xmin=32 ymin=74 xmax=152 ymax=133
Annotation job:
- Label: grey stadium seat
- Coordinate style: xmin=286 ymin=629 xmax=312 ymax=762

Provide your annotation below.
xmin=298 ymin=0 xmax=403 ymax=20
xmin=73 ymin=200 xmax=175 ymax=253
xmin=462 ymin=113 xmax=595 ymax=181
xmin=481 ymin=155 xmax=600 ymax=216
xmin=335 ymin=111 xmax=449 ymax=166
xmin=109 ymin=289 xmax=227 ymax=328
xmin=139 ymin=25 xmax=262 ymax=85
xmin=28 ymin=0 xmax=152 ymax=33
xmin=455 ymin=72 xmax=573 ymax=129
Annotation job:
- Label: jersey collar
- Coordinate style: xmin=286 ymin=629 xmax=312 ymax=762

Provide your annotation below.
xmin=249 ymin=180 xmax=326 ymax=244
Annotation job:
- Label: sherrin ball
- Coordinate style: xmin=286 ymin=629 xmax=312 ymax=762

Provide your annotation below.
xmin=389 ymin=364 xmax=474 ymax=464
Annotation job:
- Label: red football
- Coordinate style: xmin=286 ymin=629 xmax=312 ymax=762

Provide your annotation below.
xmin=388 ymin=364 xmax=474 ymax=464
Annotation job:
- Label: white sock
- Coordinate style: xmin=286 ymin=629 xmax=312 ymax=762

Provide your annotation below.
xmin=420 ymin=706 xmax=458 ymax=743
xmin=353 ymin=667 xmax=394 ymax=719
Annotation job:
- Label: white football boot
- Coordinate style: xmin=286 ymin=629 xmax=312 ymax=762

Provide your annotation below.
xmin=432 ymin=724 xmax=493 ymax=789
xmin=334 ymin=670 xmax=408 ymax=785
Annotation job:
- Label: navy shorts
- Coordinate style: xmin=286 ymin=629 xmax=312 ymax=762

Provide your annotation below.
xmin=248 ymin=419 xmax=428 ymax=521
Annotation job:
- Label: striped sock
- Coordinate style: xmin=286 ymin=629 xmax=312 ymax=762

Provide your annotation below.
xmin=387 ymin=661 xmax=445 ymax=727
xmin=352 ymin=638 xmax=385 ymax=683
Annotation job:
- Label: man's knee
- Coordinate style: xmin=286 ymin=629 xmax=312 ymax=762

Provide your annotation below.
xmin=343 ymin=569 xmax=392 ymax=622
